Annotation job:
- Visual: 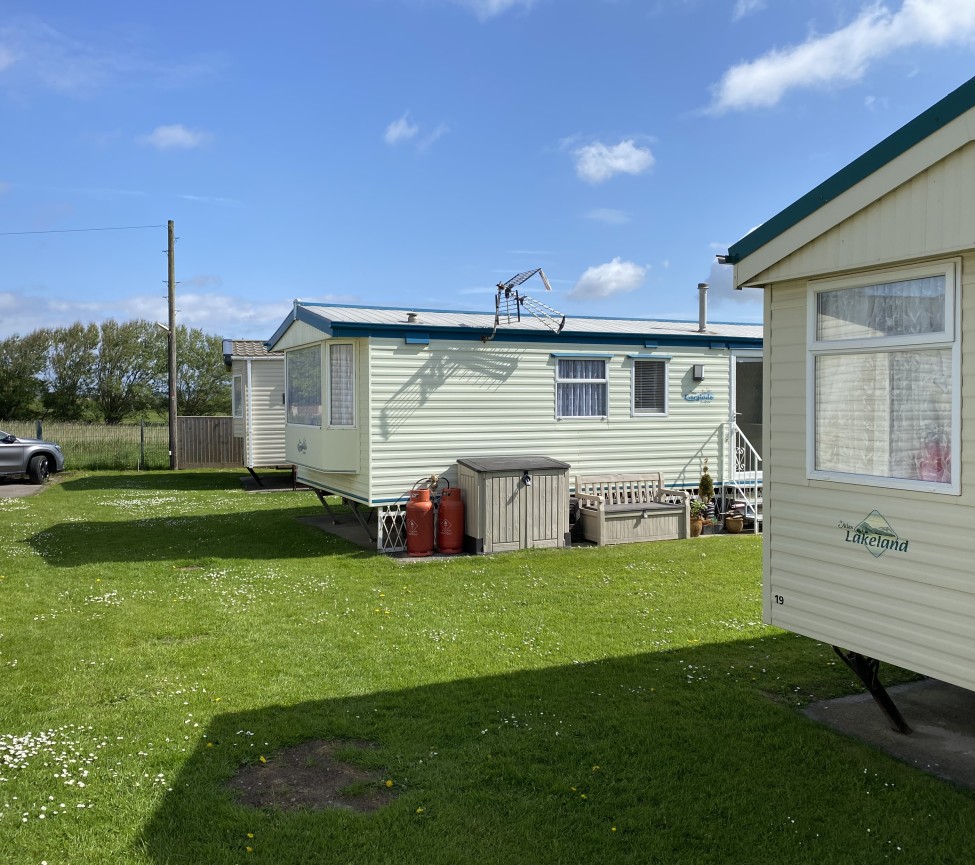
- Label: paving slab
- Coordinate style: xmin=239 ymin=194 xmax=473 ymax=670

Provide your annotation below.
xmin=804 ymin=679 xmax=975 ymax=790
xmin=0 ymin=479 xmax=46 ymax=498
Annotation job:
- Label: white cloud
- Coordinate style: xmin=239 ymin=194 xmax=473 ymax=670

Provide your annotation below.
xmin=385 ymin=113 xmax=450 ymax=151
xmin=448 ymin=0 xmax=538 ymax=21
xmin=574 ymin=140 xmax=654 ymax=184
xmin=417 ymin=122 xmax=450 ymax=152
xmin=0 ymin=288 xmax=351 ymax=341
xmin=179 ymin=193 xmax=241 ymax=206
xmin=732 ymin=0 xmax=766 ymax=21
xmin=384 ymin=113 xmax=419 ymax=145
xmin=710 ymin=0 xmax=975 ymax=113
xmin=140 ymin=124 xmax=211 ymax=150
xmin=703 ymin=258 xmax=763 ymax=321
xmin=0 ymin=45 xmax=17 ymax=72
xmin=586 ymin=208 xmax=631 ymax=225
xmin=0 ymin=17 xmax=219 ymax=96
xmin=568 ymin=257 xmax=647 ymax=300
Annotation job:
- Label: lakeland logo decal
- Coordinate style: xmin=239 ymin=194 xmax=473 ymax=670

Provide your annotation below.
xmin=839 ymin=510 xmax=909 ymax=558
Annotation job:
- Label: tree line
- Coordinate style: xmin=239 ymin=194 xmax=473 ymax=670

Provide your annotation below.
xmin=0 ymin=320 xmax=232 ymax=423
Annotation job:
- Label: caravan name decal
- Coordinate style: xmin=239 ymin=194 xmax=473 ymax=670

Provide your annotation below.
xmin=683 ymin=392 xmax=714 ymax=402
xmin=838 ymin=510 xmax=909 ymax=558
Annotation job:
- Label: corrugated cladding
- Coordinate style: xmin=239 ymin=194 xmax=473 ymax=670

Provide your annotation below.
xmin=764 ymin=253 xmax=975 ymax=691
xmin=366 ymin=336 xmax=734 ymax=504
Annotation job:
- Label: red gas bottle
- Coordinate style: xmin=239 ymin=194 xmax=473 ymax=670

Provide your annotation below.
xmin=406 ymin=488 xmax=435 ymax=556
xmin=437 ymin=487 xmax=464 ymax=555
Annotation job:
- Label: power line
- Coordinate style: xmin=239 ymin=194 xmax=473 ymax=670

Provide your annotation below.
xmin=0 ymin=224 xmax=166 ymax=237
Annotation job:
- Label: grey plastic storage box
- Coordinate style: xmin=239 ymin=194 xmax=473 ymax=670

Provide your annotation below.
xmin=456 ymin=456 xmax=571 ymax=554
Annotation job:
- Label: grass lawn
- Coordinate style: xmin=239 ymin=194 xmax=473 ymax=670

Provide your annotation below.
xmin=1 ymin=471 xmax=972 ymax=864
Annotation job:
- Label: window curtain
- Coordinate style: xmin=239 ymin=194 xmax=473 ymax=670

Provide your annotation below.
xmin=557 ymin=359 xmax=606 ymax=417
xmin=329 ymin=343 xmax=354 ymax=426
xmin=815 ymin=348 xmax=951 ymax=481
xmin=817 ymin=276 xmax=945 ymax=340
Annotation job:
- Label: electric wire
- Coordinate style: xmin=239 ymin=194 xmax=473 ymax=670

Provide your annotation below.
xmin=0 ymin=224 xmax=166 ymax=237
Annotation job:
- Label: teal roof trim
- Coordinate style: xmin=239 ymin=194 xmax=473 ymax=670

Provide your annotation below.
xmin=726 ymin=74 xmax=975 ymax=266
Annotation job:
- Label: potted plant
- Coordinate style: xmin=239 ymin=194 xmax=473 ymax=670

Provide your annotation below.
xmin=692 ymin=460 xmax=715 ymax=536
xmin=689 ymin=498 xmax=707 ymax=537
xmin=698 ymin=460 xmax=714 ymax=507
xmin=723 ymin=510 xmax=744 ymax=534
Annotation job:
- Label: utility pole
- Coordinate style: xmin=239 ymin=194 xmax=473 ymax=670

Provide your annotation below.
xmin=167 ymin=220 xmax=178 ymax=470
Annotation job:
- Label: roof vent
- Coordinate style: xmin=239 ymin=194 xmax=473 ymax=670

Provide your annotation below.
xmin=407 ymin=312 xmax=419 ymax=324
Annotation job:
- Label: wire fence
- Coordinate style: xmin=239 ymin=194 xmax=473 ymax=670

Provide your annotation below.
xmin=1 ymin=420 xmax=171 ymax=471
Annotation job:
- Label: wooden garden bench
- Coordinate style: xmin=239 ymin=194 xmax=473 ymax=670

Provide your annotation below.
xmin=574 ymin=473 xmax=690 ymax=545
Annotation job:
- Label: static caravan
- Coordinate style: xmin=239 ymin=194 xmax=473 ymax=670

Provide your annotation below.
xmin=725 ymin=75 xmax=975 ymax=719
xmin=222 ymin=339 xmax=287 ymax=482
xmin=265 ymin=300 xmax=762 ymax=549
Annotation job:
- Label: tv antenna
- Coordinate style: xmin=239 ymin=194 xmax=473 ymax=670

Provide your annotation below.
xmin=486 ymin=268 xmax=566 ymax=341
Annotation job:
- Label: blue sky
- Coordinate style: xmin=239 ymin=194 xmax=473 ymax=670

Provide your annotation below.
xmin=1 ymin=0 xmax=973 ymax=341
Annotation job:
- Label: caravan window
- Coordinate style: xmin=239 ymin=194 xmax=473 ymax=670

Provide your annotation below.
xmin=287 ymin=345 xmax=322 ymax=427
xmin=328 ymin=343 xmax=355 ymax=427
xmin=808 ymin=260 xmax=959 ymax=493
xmin=632 ymin=359 xmax=667 ymax=416
xmin=555 ymin=358 xmax=607 ymax=418
xmin=232 ymin=374 xmax=243 ymax=418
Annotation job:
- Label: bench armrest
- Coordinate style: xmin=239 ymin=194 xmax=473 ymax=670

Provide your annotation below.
xmin=576 ymin=491 xmax=604 ymax=509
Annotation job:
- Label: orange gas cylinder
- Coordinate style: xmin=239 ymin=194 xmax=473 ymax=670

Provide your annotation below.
xmin=437 ymin=487 xmax=464 ymax=555
xmin=406 ymin=488 xmax=435 ymax=557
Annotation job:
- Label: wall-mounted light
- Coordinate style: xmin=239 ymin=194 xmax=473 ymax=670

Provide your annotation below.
xmin=522 ymin=470 xmax=532 ymax=487
xmin=692 ymin=364 xmax=705 ymax=382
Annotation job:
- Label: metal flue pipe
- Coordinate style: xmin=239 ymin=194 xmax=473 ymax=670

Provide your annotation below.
xmin=698 ymin=282 xmax=709 ymax=333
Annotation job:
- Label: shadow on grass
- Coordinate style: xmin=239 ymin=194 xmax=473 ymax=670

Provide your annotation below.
xmin=26 ymin=507 xmax=376 ymax=565
xmin=138 ymin=639 xmax=975 ymax=865
xmin=57 ymin=469 xmax=276 ymax=493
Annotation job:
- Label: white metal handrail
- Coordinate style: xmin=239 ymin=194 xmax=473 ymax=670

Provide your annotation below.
xmin=726 ymin=422 xmax=762 ymax=534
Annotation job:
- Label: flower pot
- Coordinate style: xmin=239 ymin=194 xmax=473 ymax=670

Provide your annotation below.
xmin=723 ymin=515 xmax=744 ymax=534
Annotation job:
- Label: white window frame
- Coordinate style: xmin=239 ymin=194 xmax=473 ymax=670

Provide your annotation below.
xmin=232 ymin=374 xmax=244 ymax=418
xmin=327 ymin=341 xmax=356 ymax=429
xmin=806 ymin=259 xmax=961 ymax=495
xmin=553 ymin=354 xmax=610 ymax=420
xmin=286 ymin=344 xmax=323 ymax=428
xmin=630 ymin=355 xmax=669 ymax=417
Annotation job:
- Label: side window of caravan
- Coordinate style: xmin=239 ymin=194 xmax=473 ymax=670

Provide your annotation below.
xmin=286 ymin=345 xmax=323 ymax=427
xmin=632 ymin=359 xmax=667 ymax=416
xmin=328 ymin=343 xmax=355 ymax=428
xmin=809 ymin=260 xmax=958 ymax=493
xmin=232 ymin=374 xmax=243 ymax=418
xmin=555 ymin=358 xmax=608 ymax=419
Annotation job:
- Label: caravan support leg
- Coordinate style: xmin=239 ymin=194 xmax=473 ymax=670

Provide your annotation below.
xmin=832 ymin=647 xmax=912 ymax=734
xmin=246 ymin=467 xmax=264 ymax=487
xmin=314 ymin=489 xmax=376 ymax=542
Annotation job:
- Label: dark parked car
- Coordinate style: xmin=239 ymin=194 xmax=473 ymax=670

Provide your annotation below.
xmin=0 ymin=429 xmax=65 ymax=484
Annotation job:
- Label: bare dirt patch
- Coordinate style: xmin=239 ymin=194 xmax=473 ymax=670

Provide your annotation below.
xmin=227 ymin=739 xmax=397 ymax=812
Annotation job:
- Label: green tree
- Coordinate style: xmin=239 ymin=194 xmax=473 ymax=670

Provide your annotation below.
xmin=92 ymin=319 xmax=165 ymax=424
xmin=174 ymin=326 xmax=231 ymax=416
xmin=0 ymin=331 xmax=50 ymax=420
xmin=43 ymin=322 xmax=100 ymax=420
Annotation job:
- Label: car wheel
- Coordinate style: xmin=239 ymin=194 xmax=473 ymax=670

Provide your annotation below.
xmin=28 ymin=454 xmax=49 ymax=484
